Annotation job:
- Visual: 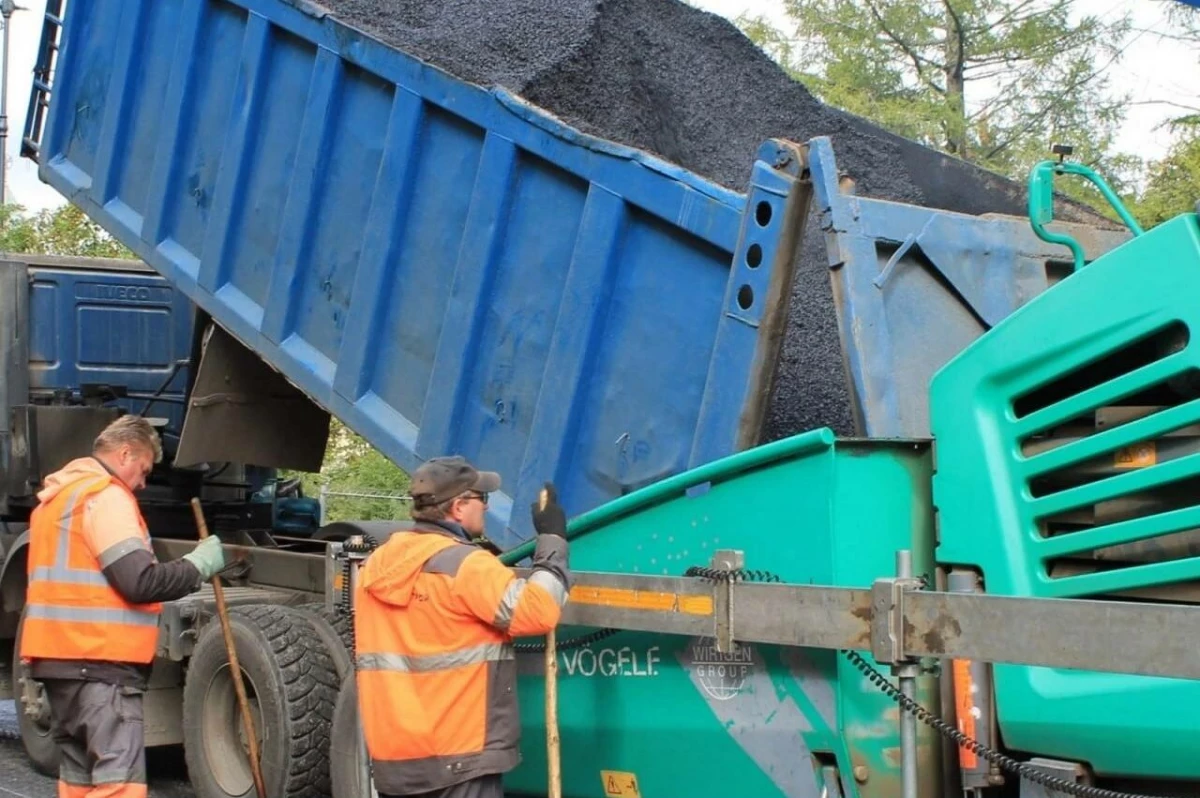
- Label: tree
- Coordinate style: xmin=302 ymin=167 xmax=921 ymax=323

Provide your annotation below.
xmin=287 ymin=419 xmax=412 ymax=523
xmin=737 ymin=0 xmax=1140 ymax=205
xmin=0 ymin=202 xmax=136 ymax=258
xmin=1125 ymin=1 xmax=1200 ymax=228
xmin=1134 ymin=134 xmax=1200 ymax=226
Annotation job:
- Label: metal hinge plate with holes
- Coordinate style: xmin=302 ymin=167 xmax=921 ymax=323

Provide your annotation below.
xmin=711 ymin=549 xmax=744 ymax=654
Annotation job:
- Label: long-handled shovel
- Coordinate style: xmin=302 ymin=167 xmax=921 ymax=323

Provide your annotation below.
xmin=190 ymin=498 xmax=266 ymax=798
xmin=540 ymin=486 xmax=562 ymax=798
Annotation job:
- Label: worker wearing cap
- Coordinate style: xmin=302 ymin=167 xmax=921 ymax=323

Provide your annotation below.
xmin=19 ymin=415 xmax=227 ymax=798
xmin=354 ymin=456 xmax=572 ymax=798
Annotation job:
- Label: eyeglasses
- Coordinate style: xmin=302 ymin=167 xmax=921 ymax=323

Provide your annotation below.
xmin=461 ymin=492 xmax=489 ymax=505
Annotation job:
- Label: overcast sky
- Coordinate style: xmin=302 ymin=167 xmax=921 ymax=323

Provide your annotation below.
xmin=2 ymin=0 xmax=1196 ymax=211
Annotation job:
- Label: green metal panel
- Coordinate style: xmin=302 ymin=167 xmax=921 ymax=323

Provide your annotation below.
xmin=500 ymin=430 xmax=940 ymax=798
xmin=929 ymin=212 xmax=1200 ymax=778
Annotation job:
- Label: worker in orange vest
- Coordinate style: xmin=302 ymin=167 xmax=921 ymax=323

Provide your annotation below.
xmin=354 ymin=456 xmax=572 ymax=798
xmin=19 ymin=415 xmax=227 ymax=798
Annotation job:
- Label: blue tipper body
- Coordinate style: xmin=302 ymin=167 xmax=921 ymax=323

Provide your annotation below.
xmin=25 ymin=0 xmax=810 ymax=547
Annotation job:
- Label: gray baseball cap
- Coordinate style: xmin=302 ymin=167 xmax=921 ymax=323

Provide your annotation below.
xmin=410 ymin=456 xmax=501 ymax=507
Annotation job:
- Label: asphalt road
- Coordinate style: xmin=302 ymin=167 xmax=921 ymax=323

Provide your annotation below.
xmin=0 ymin=699 xmax=195 ymax=797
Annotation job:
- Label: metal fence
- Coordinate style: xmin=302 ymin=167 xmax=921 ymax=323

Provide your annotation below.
xmin=317 ymin=486 xmax=410 ymax=523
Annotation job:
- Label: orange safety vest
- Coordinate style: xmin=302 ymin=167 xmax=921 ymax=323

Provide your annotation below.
xmin=20 ymin=473 xmax=162 ymax=665
xmin=355 ymin=526 xmax=567 ymax=795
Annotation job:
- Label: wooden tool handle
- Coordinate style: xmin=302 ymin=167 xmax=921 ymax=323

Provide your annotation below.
xmin=540 ymin=485 xmax=562 ymax=798
xmin=535 ymin=485 xmax=563 ymax=796
xmin=191 ymin=498 xmax=267 ymax=798
xmin=546 ymin=627 xmax=561 ymax=798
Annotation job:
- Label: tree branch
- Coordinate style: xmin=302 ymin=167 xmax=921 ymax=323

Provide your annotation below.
xmin=963 ymin=0 xmax=1039 ymax=35
xmin=1131 ymin=26 xmax=1200 ymax=44
xmin=1127 ymin=100 xmax=1200 ymax=114
xmin=864 ymin=0 xmax=945 ymax=75
xmin=981 ymin=59 xmax=1124 ymax=161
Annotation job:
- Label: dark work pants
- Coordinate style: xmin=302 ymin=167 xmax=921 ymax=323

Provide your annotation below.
xmin=384 ymin=774 xmax=505 ymax=798
xmin=43 ymin=679 xmax=147 ymax=798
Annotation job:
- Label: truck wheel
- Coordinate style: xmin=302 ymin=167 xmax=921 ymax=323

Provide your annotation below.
xmin=183 ymin=604 xmax=338 ymax=798
xmin=12 ymin=608 xmax=61 ymax=776
xmin=330 ymin=673 xmax=377 ymax=798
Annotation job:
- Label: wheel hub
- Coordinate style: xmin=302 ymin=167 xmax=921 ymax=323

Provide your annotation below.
xmin=201 ymin=663 xmax=267 ymax=796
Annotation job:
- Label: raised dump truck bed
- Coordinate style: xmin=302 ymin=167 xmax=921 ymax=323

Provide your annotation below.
xmin=21 ymin=0 xmax=1130 ymax=549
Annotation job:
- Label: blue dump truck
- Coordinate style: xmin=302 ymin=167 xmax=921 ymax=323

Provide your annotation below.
xmin=5 ymin=1 xmax=1184 ymax=798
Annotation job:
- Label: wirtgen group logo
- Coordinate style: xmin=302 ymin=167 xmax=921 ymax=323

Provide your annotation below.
xmin=688 ymin=637 xmax=754 ymax=700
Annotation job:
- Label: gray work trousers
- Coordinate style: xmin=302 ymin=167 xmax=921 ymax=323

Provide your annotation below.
xmin=385 ymin=774 xmax=505 ymax=798
xmin=44 ymin=679 xmax=147 ymax=797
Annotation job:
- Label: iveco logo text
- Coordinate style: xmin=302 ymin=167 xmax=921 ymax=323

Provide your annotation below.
xmin=75 ymin=283 xmax=170 ymax=303
xmin=97 ymin=285 xmax=152 ymax=300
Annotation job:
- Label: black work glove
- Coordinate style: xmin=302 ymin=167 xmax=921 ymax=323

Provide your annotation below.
xmin=530 ymin=482 xmax=567 ymax=538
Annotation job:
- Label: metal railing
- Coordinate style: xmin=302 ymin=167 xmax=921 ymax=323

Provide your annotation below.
xmin=317 ymin=486 xmax=410 ymax=522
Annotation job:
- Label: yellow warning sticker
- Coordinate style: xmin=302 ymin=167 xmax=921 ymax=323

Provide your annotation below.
xmin=601 ymin=770 xmax=642 ymax=798
xmin=1114 ymin=442 xmax=1156 ymax=468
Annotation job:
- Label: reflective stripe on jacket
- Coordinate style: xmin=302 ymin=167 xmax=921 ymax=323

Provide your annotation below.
xmin=354 ymin=523 xmax=570 ymax=795
xmin=20 ymin=460 xmax=162 ymax=665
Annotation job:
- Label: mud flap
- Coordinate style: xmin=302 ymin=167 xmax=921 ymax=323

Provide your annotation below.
xmin=175 ymin=323 xmax=330 ymax=471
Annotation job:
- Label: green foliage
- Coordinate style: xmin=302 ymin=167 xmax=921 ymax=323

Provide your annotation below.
xmin=0 ymin=202 xmax=136 ymax=258
xmin=1126 ymin=3 xmax=1200 ymax=229
xmin=736 ymin=0 xmax=1138 ymax=209
xmin=1133 ymin=133 xmax=1200 ymax=228
xmin=286 ymin=419 xmax=412 ymax=523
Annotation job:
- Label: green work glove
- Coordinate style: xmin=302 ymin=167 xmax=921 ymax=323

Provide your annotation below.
xmin=182 ymin=536 xmax=226 ymax=581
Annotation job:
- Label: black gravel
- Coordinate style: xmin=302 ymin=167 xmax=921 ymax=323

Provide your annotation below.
xmin=316 ymin=0 xmax=1117 ymax=438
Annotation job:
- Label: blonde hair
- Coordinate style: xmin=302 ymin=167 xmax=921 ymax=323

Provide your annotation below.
xmin=93 ymin=415 xmax=163 ymax=464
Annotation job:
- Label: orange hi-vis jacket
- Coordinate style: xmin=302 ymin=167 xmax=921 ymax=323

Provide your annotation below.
xmin=20 ymin=458 xmax=162 ymax=665
xmin=354 ymin=522 xmax=571 ymax=795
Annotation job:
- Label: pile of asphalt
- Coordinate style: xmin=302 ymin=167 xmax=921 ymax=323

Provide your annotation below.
xmin=318 ymin=0 xmax=1114 ymax=438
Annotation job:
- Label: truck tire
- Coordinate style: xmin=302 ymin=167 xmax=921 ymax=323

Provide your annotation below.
xmin=182 ymin=604 xmax=339 ymax=798
xmin=330 ymin=673 xmax=377 ymax=798
xmin=295 ymin=603 xmax=354 ymax=681
xmin=12 ymin=608 xmax=60 ymax=776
